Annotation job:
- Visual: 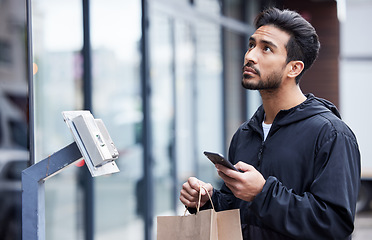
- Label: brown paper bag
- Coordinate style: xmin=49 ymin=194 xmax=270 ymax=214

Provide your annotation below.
xmin=157 ymin=186 xmax=243 ymax=240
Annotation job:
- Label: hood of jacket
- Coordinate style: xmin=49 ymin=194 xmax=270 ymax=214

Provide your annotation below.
xmin=246 ymin=93 xmax=341 ymax=132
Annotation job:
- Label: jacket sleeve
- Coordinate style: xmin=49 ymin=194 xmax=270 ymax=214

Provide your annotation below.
xmin=250 ymin=131 xmax=361 ymax=239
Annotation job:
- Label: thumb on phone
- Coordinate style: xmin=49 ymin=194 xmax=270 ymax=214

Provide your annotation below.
xmin=235 ymin=161 xmax=256 ymax=173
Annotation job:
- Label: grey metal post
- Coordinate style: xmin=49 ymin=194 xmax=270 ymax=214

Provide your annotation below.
xmin=141 ymin=1 xmax=154 ymax=239
xmin=82 ymin=0 xmax=95 ymax=239
xmin=22 ymin=142 xmax=82 ymax=240
xmin=26 ymin=0 xmax=35 ymax=166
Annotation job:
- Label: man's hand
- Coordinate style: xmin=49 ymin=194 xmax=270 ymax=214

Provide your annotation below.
xmin=179 ymin=177 xmax=213 ymax=208
xmin=216 ymin=161 xmax=266 ymax=202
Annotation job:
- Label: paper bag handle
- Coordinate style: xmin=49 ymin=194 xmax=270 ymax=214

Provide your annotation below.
xmin=183 ymin=185 xmax=215 ymax=216
xmin=197 ymin=185 xmax=215 ymax=213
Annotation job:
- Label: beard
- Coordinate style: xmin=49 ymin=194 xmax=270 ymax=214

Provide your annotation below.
xmin=241 ymin=64 xmax=283 ymax=90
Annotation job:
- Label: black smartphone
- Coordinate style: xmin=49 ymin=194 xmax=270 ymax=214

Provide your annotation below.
xmin=203 ymin=151 xmax=238 ymax=171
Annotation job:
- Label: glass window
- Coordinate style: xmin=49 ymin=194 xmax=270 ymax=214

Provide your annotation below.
xmin=172 ymin=0 xmax=191 ymax=5
xmin=89 ymin=1 xmax=143 ymax=239
xmin=149 ymin=11 xmax=176 ymax=218
xmin=150 ymin=1 xmax=249 ymax=218
xmin=222 ymin=0 xmax=246 ymax=21
xmin=0 ymin=1 xmax=28 ymax=239
xmin=223 ymin=29 xmax=250 ymax=143
xmin=149 ymin=6 xmax=225 ymax=217
xmin=32 ymin=0 xmax=84 ymax=239
xmin=194 ymin=20 xmax=223 ymax=186
xmin=173 ymin=20 xmax=198 ymax=199
xmin=194 ymin=0 xmax=221 ymax=15
xmin=33 ymin=0 xmax=84 ymax=160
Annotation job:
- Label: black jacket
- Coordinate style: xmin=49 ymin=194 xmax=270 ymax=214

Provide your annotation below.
xmin=205 ymin=94 xmax=361 ymax=239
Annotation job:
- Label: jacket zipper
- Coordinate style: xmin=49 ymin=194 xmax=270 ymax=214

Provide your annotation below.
xmin=257 ymin=140 xmax=265 ymax=168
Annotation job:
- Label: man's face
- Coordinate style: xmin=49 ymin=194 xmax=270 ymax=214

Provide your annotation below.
xmin=242 ymin=25 xmax=290 ymax=90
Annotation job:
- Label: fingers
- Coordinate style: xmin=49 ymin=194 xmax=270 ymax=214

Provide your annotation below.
xmin=216 ymin=162 xmax=266 ymax=202
xmin=179 ymin=190 xmax=198 ymax=208
xmin=179 ymin=177 xmax=213 ymax=208
xmin=235 ymin=161 xmax=255 ymax=172
xmin=184 ymin=177 xmax=201 ymax=196
xmin=179 ymin=177 xmax=199 ymax=207
xmin=202 ymin=183 xmax=213 ymax=196
xmin=215 ymin=163 xmax=240 ymax=179
xmin=217 ymin=167 xmax=236 ymax=187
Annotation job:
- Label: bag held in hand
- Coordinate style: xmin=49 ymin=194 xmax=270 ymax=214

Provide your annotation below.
xmin=157 ymin=186 xmax=243 ymax=240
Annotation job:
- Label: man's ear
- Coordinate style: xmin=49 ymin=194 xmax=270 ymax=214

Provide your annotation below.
xmin=287 ymin=61 xmax=304 ymax=78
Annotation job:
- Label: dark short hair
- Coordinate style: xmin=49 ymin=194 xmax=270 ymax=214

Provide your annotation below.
xmin=254 ymin=8 xmax=320 ymax=83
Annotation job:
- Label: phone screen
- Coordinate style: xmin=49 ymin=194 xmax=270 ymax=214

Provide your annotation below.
xmin=203 ymin=151 xmax=238 ymax=171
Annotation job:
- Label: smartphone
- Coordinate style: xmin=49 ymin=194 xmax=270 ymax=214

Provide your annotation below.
xmin=203 ymin=151 xmax=238 ymax=171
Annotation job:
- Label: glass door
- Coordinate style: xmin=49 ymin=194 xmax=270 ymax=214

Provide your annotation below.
xmin=31 ymin=0 xmax=84 ymax=239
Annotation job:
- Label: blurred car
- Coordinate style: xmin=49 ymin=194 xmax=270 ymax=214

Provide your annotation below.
xmin=0 ymin=148 xmax=28 ymax=240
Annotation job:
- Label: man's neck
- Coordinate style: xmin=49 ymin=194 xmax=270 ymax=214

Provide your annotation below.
xmin=260 ymin=85 xmax=306 ymax=124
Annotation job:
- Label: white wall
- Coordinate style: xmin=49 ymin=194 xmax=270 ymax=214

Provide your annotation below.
xmin=340 ymin=0 xmax=372 ymax=177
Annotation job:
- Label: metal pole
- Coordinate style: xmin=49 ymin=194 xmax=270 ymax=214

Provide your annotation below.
xmin=169 ymin=17 xmax=178 ymax=214
xmin=141 ymin=0 xmax=154 ymax=239
xmin=82 ymin=0 xmax=94 ymax=239
xmin=22 ymin=142 xmax=83 ymax=240
xmin=26 ymin=0 xmax=35 ymax=166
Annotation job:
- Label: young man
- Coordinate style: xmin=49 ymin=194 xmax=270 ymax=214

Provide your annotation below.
xmin=179 ymin=8 xmax=361 ymax=240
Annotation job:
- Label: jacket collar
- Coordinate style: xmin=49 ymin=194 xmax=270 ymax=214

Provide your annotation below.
xmin=242 ymin=93 xmax=338 ymax=133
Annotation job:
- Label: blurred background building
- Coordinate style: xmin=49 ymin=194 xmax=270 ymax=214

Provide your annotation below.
xmin=0 ymin=0 xmax=371 ymax=239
